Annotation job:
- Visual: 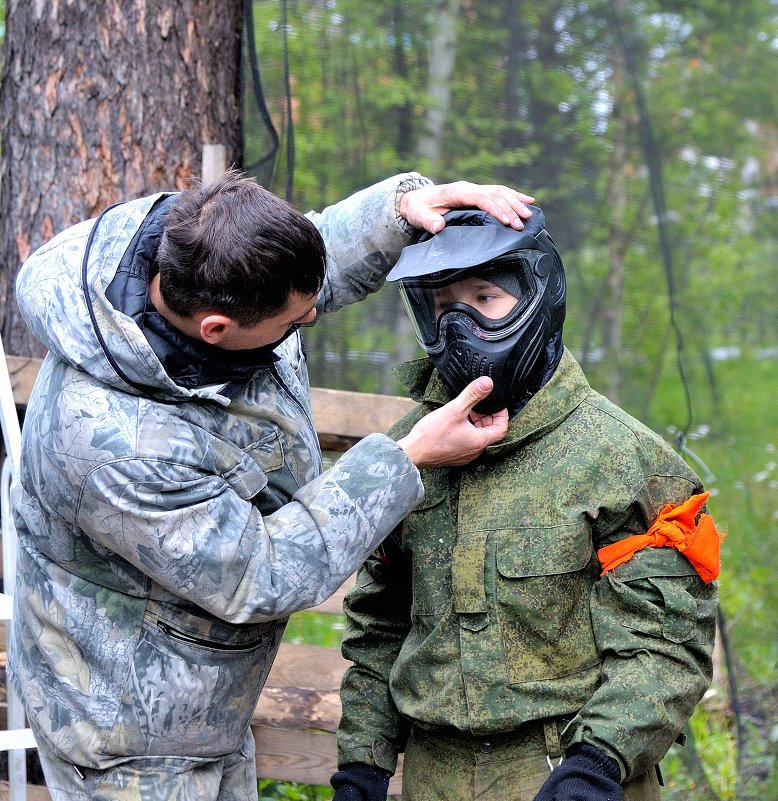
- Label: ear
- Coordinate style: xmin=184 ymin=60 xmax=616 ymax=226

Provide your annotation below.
xmin=199 ymin=314 xmax=232 ymax=345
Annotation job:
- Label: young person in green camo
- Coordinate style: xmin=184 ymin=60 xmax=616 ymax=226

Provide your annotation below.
xmin=331 ymin=208 xmax=720 ymax=801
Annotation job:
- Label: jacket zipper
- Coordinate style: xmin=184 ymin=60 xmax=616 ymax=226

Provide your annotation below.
xmin=270 ymin=363 xmax=315 ymax=430
xmin=157 ymin=620 xmax=269 ymax=651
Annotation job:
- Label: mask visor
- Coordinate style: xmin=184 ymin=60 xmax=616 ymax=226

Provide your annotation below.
xmin=399 ymin=255 xmax=538 ymax=353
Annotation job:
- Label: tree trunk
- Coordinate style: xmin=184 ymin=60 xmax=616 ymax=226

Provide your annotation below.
xmin=499 ymin=0 xmax=527 ymax=177
xmin=602 ymin=0 xmax=629 ymax=405
xmin=417 ymin=0 xmax=459 ymax=169
xmin=0 ymin=0 xmax=243 ymax=356
xmin=388 ymin=1 xmax=413 ymax=160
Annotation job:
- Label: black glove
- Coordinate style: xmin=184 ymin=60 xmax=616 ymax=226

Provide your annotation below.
xmin=330 ymin=763 xmax=390 ymax=801
xmin=533 ymin=743 xmax=623 ymax=801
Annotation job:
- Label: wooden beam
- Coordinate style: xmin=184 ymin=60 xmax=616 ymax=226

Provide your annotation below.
xmin=201 ymin=144 xmax=227 ymax=185
xmin=4 ymin=357 xmax=41 ymax=411
xmin=253 ymin=725 xmax=403 ymax=793
xmin=5 ymin=357 xmax=414 ymax=451
xmin=252 ymin=641 xmax=403 ymax=790
xmin=0 ymin=783 xmax=51 ymax=801
xmin=310 ymin=387 xmax=414 ymax=450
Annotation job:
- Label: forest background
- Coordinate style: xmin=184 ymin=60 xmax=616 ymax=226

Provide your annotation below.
xmin=0 ymin=1 xmax=776 ymax=799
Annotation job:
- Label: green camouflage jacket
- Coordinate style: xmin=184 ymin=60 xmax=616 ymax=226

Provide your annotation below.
xmin=10 ymin=173 xmax=429 ymax=770
xmin=337 ymin=351 xmax=718 ymax=781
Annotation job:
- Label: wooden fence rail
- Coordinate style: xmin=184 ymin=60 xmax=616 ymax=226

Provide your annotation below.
xmin=1 ymin=355 xmax=415 ymax=797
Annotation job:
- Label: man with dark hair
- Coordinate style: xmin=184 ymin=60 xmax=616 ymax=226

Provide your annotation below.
xmin=332 ymin=208 xmax=720 ymax=801
xmin=156 ymin=171 xmax=327 ymax=327
xmin=10 ymin=170 xmax=532 ymax=800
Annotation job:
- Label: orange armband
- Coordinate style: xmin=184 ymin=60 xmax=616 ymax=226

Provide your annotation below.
xmin=597 ymin=492 xmax=721 ymax=583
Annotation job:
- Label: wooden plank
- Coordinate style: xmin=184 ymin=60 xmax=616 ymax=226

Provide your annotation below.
xmin=310 ymin=387 xmax=414 ymax=450
xmin=253 ymin=726 xmax=403 ymax=792
xmin=201 ymin=144 xmax=227 ymax=185
xmin=4 ymin=357 xmax=414 ymax=451
xmin=263 ymin=642 xmax=348 ymax=694
xmin=0 ymin=783 xmax=51 ymax=801
xmin=252 ymin=642 xmax=407 ymax=789
xmin=253 ymin=642 xmax=347 ymax=731
xmin=4 ymin=356 xmax=41 ymax=410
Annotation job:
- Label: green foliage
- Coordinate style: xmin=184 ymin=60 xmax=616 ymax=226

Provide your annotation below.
xmin=257 ymin=778 xmax=331 ymax=801
xmin=283 ymin=611 xmax=346 ymax=649
xmin=245 ymin=0 xmax=777 ymax=403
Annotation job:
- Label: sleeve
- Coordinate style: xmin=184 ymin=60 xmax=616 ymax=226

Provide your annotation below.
xmin=563 ymin=471 xmax=719 ymax=781
xmin=336 ymin=535 xmax=413 ymax=774
xmin=306 ymin=172 xmax=433 ymax=315
xmin=75 ymin=433 xmax=424 ymax=624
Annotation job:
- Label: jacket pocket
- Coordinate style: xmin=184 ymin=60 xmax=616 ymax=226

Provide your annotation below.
xmin=495 ymin=523 xmax=601 ymax=684
xmin=245 ymin=429 xmax=284 ymax=474
xmin=102 ymin=604 xmax=284 ymax=759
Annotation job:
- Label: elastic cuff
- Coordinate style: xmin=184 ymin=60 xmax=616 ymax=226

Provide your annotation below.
xmin=394 ymin=174 xmax=434 ymax=234
xmin=339 ymin=740 xmax=401 ymax=774
xmin=560 ymin=716 xmax=627 ymax=781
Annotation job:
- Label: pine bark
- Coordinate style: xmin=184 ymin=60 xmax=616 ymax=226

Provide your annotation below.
xmin=0 ymin=0 xmax=243 ymax=355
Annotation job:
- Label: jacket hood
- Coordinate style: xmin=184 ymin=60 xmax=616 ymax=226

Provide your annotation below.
xmin=16 ymin=194 xmax=264 ymax=405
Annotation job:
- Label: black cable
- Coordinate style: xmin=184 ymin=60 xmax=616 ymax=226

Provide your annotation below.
xmin=280 ymin=0 xmax=295 ymax=201
xmin=242 ymin=0 xmax=280 ymax=181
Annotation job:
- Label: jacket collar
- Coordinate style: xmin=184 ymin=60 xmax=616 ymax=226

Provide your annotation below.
xmin=391 ymin=348 xmax=591 ymax=457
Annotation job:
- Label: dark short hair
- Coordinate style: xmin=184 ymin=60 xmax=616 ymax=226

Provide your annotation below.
xmin=156 ymin=169 xmax=326 ymax=326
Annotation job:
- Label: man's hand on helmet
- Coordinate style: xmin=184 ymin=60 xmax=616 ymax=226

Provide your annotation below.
xmin=400 ymin=181 xmax=535 ymax=234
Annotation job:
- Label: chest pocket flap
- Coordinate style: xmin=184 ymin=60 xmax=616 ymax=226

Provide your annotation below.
xmin=496 ymin=522 xmax=593 ymax=578
xmin=224 ymin=431 xmax=284 ymax=501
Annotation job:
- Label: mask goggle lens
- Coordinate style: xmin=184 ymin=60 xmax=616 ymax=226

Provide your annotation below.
xmin=399 ymin=255 xmax=538 ymax=351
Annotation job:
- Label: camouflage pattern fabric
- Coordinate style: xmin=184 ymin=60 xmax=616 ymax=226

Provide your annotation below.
xmin=337 ymin=351 xmax=718 ymax=783
xmin=9 ymin=173 xmax=429 ymax=795
xmin=400 ymin=725 xmax=661 ymax=801
xmin=35 ymin=727 xmax=258 ymax=800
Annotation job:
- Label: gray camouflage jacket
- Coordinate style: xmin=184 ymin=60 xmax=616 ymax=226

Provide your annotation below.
xmin=337 ymin=351 xmax=718 ymax=781
xmin=10 ymin=174 xmax=428 ymax=769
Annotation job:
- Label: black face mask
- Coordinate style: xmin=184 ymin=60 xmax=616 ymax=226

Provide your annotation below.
xmin=389 ymin=208 xmax=566 ymax=414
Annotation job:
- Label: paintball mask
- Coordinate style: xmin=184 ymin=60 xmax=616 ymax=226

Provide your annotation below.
xmin=386 ymin=208 xmax=566 ymax=414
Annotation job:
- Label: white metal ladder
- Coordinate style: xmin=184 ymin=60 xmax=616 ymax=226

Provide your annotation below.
xmin=0 ymin=337 xmax=37 ymax=800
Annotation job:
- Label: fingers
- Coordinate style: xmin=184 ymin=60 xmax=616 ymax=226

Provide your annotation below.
xmin=467 ymin=186 xmax=536 ymax=230
xmin=450 ymin=377 xmax=495 ymax=418
xmin=396 ymin=377 xmax=508 ymax=468
xmin=419 ymin=212 xmax=446 ymax=235
xmin=441 ymin=182 xmax=536 ymax=230
xmin=399 ymin=182 xmax=537 ymax=233
xmin=450 ymin=378 xmax=509 ymax=438
xmin=469 ymin=407 xmax=510 ymax=430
